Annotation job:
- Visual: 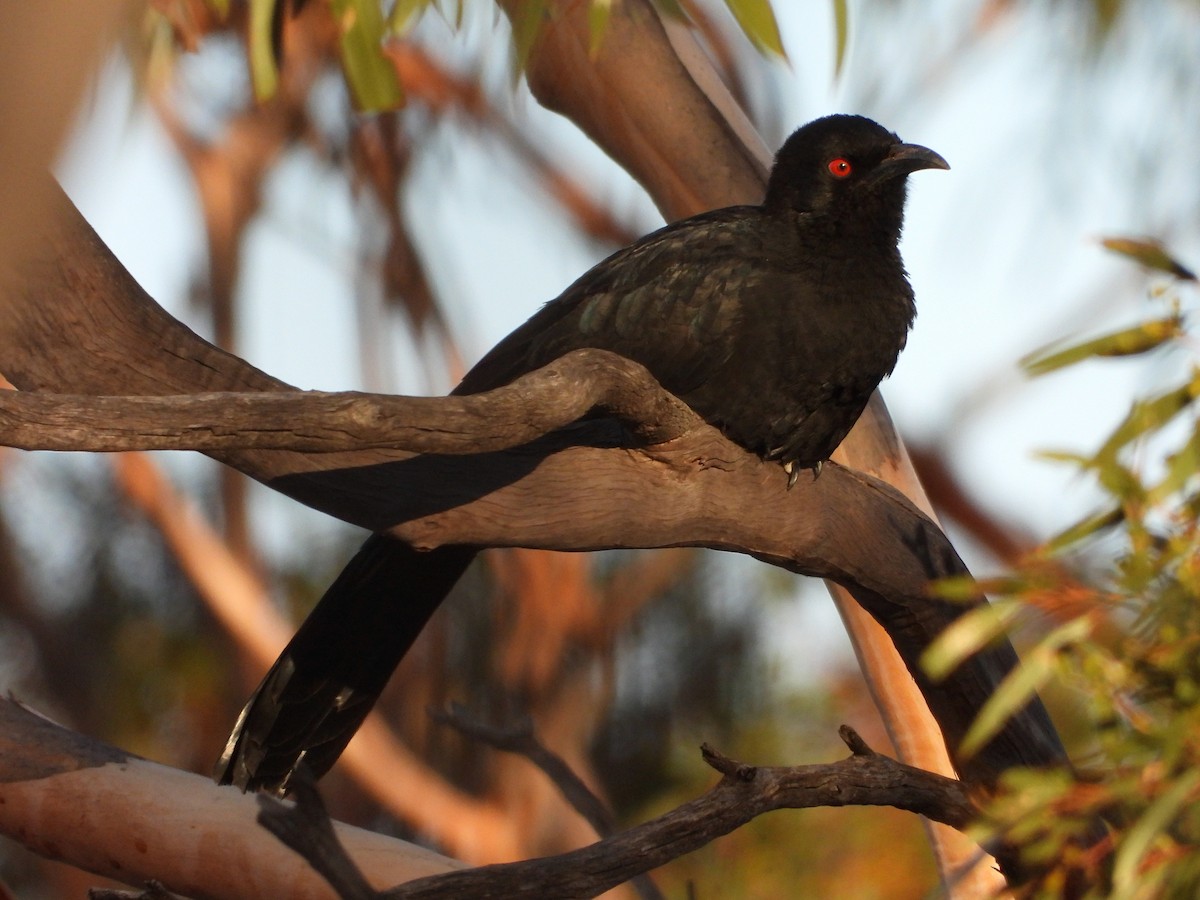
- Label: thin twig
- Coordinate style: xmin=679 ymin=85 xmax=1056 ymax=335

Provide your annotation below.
xmin=432 ymin=705 xmax=664 ymax=900
xmin=257 ymin=766 xmax=378 ymax=900
xmin=432 ymin=705 xmax=616 ymax=834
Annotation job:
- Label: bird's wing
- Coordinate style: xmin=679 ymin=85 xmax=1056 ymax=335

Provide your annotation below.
xmin=456 ymin=206 xmax=765 ymax=398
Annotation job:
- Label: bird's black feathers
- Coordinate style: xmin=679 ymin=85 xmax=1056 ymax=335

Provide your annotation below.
xmin=215 ymin=114 xmax=948 ymax=794
xmin=216 ymin=539 xmax=476 ymax=791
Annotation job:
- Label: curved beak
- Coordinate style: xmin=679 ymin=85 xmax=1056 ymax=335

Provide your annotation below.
xmin=877 ymin=141 xmax=950 ymax=180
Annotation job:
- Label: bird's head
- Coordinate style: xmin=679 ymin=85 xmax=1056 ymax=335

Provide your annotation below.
xmin=764 ymin=114 xmax=948 ymax=232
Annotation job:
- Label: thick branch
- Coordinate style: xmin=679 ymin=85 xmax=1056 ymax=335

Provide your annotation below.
xmin=0 ymin=350 xmax=695 ymax=453
xmin=0 ymin=698 xmax=461 ymax=899
xmin=500 ymin=0 xmax=771 ymax=221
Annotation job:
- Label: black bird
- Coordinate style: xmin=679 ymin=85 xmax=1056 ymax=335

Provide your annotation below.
xmin=215 ymin=114 xmax=949 ymax=793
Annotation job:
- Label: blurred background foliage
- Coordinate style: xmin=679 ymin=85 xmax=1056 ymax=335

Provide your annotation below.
xmin=924 ymin=245 xmax=1200 ymax=897
xmin=0 ymin=0 xmax=1198 ymax=897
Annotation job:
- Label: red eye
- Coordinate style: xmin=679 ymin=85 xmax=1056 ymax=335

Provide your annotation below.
xmin=828 ymin=158 xmax=852 ymax=178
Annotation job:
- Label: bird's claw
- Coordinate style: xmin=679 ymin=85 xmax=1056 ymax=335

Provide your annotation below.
xmin=783 ymin=459 xmax=822 ymax=490
xmin=784 ymin=461 xmax=800 ymax=490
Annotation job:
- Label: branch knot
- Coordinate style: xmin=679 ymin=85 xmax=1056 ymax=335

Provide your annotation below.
xmin=701 ymin=743 xmax=757 ymax=781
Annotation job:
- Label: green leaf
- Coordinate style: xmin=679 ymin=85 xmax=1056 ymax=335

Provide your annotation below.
xmin=723 ymin=0 xmax=787 ymax=58
xmin=926 ymin=573 xmax=985 ymax=602
xmin=922 ymin=599 xmax=1025 ymax=682
xmin=831 ymin=0 xmax=849 ymax=77
xmin=330 ymin=0 xmax=404 ymax=111
xmin=960 ymin=615 xmax=1095 ymax=759
xmin=1043 ymin=506 xmax=1124 ymax=553
xmin=1033 ymin=448 xmax=1093 ymax=467
xmin=588 ymin=0 xmax=613 ymax=56
xmin=1021 ymin=316 xmax=1184 ymax=377
xmin=1094 ymin=376 xmax=1200 ymax=464
xmin=388 ymin=0 xmax=429 ymax=33
xmin=1148 ymin=421 xmax=1200 ymax=505
xmin=509 ymin=0 xmax=549 ymax=78
xmin=1094 ymin=458 xmax=1144 ymax=502
xmin=1102 ymin=236 xmax=1197 ymax=281
xmin=248 ymin=0 xmax=279 ymax=102
xmin=1112 ymin=769 xmax=1200 ymax=899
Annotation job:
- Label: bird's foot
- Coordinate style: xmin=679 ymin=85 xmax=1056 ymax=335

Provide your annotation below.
xmin=783 ymin=459 xmax=823 ymax=490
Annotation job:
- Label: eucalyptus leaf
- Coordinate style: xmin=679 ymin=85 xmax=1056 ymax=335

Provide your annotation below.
xmin=1102 ymin=236 xmax=1197 ymax=281
xmin=723 ymin=0 xmax=787 ymax=58
xmin=589 ymin=0 xmax=613 ymax=56
xmin=1111 ymin=769 xmax=1200 ymax=898
xmin=960 ymin=615 xmax=1095 ymax=759
xmin=1021 ymin=316 xmax=1183 ymax=377
xmin=510 ymin=0 xmax=550 ymax=81
xmin=1148 ymin=422 xmax=1200 ymax=505
xmin=1043 ymin=506 xmax=1124 ymax=554
xmin=330 ymin=0 xmax=404 ymax=110
xmin=831 ymin=0 xmax=849 ymax=77
xmin=1033 ymin=449 xmax=1093 ymax=467
xmin=248 ymin=0 xmax=279 ymax=102
xmin=1093 ymin=378 xmax=1199 ymax=464
xmin=922 ymin=599 xmax=1025 ymax=682
xmin=388 ymin=0 xmax=429 ymax=33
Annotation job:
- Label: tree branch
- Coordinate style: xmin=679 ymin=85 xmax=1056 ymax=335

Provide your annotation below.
xmin=431 ymin=706 xmax=619 ymax=838
xmin=256 ymin=768 xmax=379 ymax=900
xmin=0 ymin=694 xmax=991 ymax=900
xmin=0 ymin=698 xmax=461 ymax=899
xmin=259 ymin=725 xmax=980 ymax=900
xmin=0 ymin=350 xmax=696 ymax=454
xmin=430 ymin=705 xmax=666 ymax=899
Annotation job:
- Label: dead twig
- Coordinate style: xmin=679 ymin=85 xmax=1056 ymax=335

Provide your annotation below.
xmin=432 ymin=705 xmax=664 ymax=900
xmin=258 ymin=726 xmax=980 ymax=900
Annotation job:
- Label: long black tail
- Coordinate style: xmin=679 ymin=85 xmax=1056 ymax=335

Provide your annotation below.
xmin=214 ymin=535 xmax=476 ymax=794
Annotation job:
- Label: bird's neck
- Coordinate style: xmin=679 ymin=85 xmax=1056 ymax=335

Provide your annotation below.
xmin=792 ymin=210 xmax=916 ymax=325
xmin=789 ymin=208 xmax=907 ymax=269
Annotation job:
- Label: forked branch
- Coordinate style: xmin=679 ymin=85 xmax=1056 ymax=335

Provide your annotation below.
xmin=257 ymin=726 xmax=980 ymax=900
